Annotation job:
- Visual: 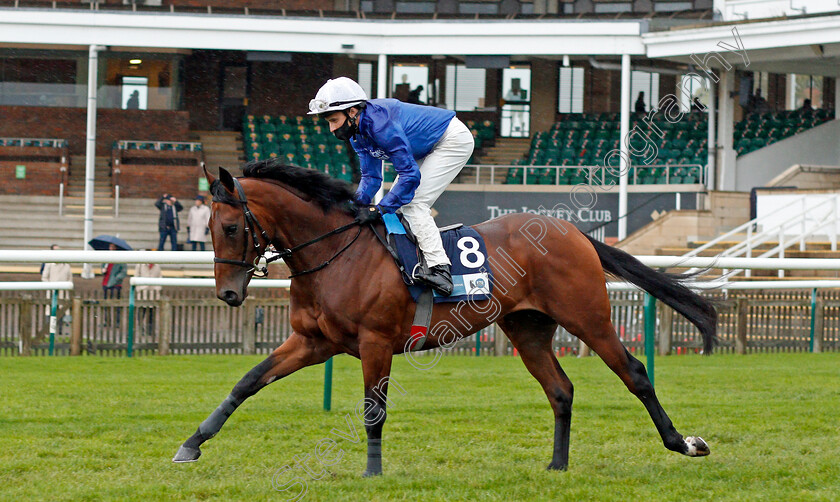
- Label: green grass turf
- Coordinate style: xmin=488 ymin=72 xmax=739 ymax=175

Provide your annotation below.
xmin=1 ymin=352 xmax=839 ymax=501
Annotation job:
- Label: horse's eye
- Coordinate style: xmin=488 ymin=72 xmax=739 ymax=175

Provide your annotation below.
xmin=224 ymin=225 xmax=238 ymax=237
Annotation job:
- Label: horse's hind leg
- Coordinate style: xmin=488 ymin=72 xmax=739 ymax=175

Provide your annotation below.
xmin=498 ymin=311 xmax=574 ymax=471
xmin=173 ymin=333 xmax=333 ymax=463
xmin=569 ymin=314 xmax=710 ymax=458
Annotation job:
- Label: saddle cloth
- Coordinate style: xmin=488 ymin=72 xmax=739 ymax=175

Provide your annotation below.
xmin=381 ymin=213 xmax=493 ymax=304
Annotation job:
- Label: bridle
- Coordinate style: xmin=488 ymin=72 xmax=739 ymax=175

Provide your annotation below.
xmin=212 ymin=177 xmax=364 ymax=279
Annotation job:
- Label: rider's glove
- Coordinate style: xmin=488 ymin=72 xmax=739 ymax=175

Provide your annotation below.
xmin=355 ymin=205 xmax=382 ymax=225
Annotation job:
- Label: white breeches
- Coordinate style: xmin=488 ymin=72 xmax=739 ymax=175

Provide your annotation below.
xmin=399 ymin=117 xmax=474 ymax=268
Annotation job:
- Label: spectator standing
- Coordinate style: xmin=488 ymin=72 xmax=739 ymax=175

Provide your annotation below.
xmin=187 ymin=195 xmax=211 ymax=251
xmin=156 ymin=193 xmax=183 ymax=251
xmin=41 ymin=244 xmax=73 ymax=325
xmin=126 ymin=90 xmax=140 ymax=110
xmin=101 ymin=243 xmax=127 ymax=326
xmin=134 ymin=258 xmax=162 ymax=336
xmin=503 ymin=78 xmax=528 ymax=135
xmin=407 ymin=85 xmax=424 ymax=105
xmin=102 ymin=243 xmax=127 ymax=299
xmin=635 ymin=91 xmax=646 ymax=114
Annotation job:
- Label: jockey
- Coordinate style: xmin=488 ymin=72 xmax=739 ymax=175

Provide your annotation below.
xmin=309 ymin=77 xmax=475 ymax=296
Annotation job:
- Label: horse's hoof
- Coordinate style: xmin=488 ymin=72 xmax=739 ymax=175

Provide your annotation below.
xmin=684 ymin=436 xmax=710 ymax=457
xmin=547 ymin=462 xmax=568 ymax=471
xmin=362 ymin=469 xmax=382 ymax=477
xmin=172 ymin=444 xmax=202 ymax=463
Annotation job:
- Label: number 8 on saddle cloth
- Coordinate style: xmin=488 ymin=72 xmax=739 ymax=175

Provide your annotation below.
xmin=381 ymin=212 xmax=494 ymax=304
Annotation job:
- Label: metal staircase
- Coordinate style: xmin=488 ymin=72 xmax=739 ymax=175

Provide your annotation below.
xmin=681 ymin=194 xmax=839 ymax=279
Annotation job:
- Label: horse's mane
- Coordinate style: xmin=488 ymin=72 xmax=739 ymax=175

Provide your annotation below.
xmin=210 ymin=159 xmax=356 ymax=213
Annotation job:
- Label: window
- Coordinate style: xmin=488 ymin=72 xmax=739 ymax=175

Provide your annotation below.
xmin=121 ymin=76 xmax=148 ymax=110
xmin=679 ymin=73 xmax=710 ymax=111
xmin=357 ymin=62 xmax=373 ymax=99
xmin=752 ymin=71 xmax=769 ymax=96
xmin=593 ymin=2 xmax=632 ymax=13
xmin=653 ymin=1 xmax=693 ymax=11
xmin=103 ymin=55 xmax=183 ymax=110
xmin=0 ymin=56 xmax=80 ymax=107
xmin=791 ymin=74 xmax=823 ymax=109
xmin=360 ymin=1 xmax=374 ymax=12
xmin=392 ymin=64 xmax=429 ymax=104
xmin=459 ymin=2 xmax=499 ymax=14
xmin=396 ymin=1 xmax=436 ymax=13
xmin=502 ymin=67 xmax=531 ymax=137
xmin=445 ymin=65 xmax=486 ymax=111
xmin=558 ymin=67 xmax=584 ymax=113
xmin=630 ymin=71 xmax=659 ymax=113
xmin=0 ymin=50 xmax=183 ymax=110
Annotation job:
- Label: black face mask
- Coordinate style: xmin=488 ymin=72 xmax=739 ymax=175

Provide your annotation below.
xmin=333 ymin=112 xmax=358 ymax=141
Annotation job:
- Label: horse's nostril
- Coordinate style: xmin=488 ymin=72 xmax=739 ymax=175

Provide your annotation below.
xmin=223 ymin=290 xmax=238 ymax=304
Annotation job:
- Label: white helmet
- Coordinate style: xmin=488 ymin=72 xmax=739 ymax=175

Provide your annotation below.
xmin=308 ymin=77 xmax=368 ymax=115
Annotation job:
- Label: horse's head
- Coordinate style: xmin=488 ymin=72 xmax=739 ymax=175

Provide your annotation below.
xmin=206 ymin=167 xmax=270 ymax=307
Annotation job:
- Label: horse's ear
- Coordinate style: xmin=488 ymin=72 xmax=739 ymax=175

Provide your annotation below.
xmin=218 ymin=167 xmax=236 ymax=193
xmin=203 ymin=164 xmax=216 ymax=186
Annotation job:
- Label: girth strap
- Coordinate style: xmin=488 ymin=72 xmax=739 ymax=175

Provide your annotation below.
xmin=408 ymin=289 xmax=433 ymax=351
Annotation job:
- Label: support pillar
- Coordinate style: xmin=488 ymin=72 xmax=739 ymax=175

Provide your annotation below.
xmin=835 ymin=77 xmax=840 ymax=121
xmin=375 ymin=53 xmax=388 ymax=204
xmin=706 ymin=78 xmax=716 ymax=190
xmin=618 ymin=54 xmax=631 ymax=241
xmin=716 ymin=70 xmax=736 ymax=191
xmin=83 ymin=45 xmax=105 ymax=279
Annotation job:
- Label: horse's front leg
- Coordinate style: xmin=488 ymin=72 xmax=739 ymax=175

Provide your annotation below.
xmin=173 ymin=332 xmax=334 ymax=462
xmin=358 ymin=338 xmax=394 ymax=477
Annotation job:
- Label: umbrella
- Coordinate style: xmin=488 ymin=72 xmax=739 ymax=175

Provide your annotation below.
xmin=88 ymin=235 xmax=132 ymax=251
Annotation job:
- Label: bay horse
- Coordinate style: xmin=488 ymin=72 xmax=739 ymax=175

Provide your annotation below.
xmin=173 ymin=160 xmax=715 ymax=474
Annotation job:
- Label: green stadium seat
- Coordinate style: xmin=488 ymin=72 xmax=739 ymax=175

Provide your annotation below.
xmin=671 ymin=138 xmax=687 ymax=150
xmin=261 ymin=132 xmax=277 ymax=144
xmin=335 ymin=164 xmax=354 ymax=182
xmin=383 ymin=164 xmax=397 ymax=182
xmin=262 ymin=142 xmax=280 ymax=156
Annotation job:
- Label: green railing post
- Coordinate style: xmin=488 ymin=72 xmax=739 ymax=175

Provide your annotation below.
xmin=48 ymin=290 xmax=58 ymax=356
xmin=323 ymin=357 xmax=333 ymax=411
xmin=475 ymin=329 xmax=481 ymax=356
xmin=643 ymin=293 xmax=656 ymax=387
xmin=127 ymin=284 xmax=136 ymax=358
xmin=809 ymin=287 xmax=817 ymax=353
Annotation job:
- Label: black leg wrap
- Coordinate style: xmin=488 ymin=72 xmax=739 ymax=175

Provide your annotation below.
xmin=198 ymin=394 xmax=241 ymax=440
xmin=363 ymin=438 xmax=383 ymax=477
xmin=548 ymin=386 xmax=572 ymax=471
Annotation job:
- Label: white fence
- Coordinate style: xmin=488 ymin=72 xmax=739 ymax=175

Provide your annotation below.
xmin=3 ymin=251 xmax=840 ymax=358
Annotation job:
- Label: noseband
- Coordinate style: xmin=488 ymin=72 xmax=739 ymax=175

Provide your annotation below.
xmin=212 ymin=177 xmax=365 ymax=279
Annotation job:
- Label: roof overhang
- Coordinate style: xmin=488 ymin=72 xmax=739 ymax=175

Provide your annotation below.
xmin=643 ymin=15 xmax=840 ymax=76
xmin=0 ymin=8 xmax=646 ymax=56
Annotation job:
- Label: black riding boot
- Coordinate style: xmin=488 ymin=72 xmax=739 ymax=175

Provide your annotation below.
xmin=415 ymin=264 xmax=453 ymax=297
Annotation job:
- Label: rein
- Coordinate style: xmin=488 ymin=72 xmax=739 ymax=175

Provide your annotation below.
xmin=213 ymin=177 xmax=364 ymax=279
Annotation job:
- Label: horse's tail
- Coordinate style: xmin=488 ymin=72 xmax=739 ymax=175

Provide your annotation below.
xmin=584 ymin=235 xmax=717 ymax=354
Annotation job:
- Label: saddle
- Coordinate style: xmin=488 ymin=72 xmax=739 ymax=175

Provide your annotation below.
xmin=368 ymin=212 xmax=494 ymax=352
xmin=373 ymin=212 xmax=493 ymax=304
